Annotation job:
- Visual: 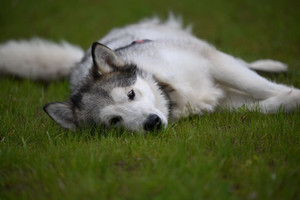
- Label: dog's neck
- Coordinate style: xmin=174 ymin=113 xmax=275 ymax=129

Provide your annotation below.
xmin=115 ymin=39 xmax=152 ymax=52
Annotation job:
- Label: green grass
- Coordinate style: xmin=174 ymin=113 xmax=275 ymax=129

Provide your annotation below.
xmin=1 ymin=0 xmax=300 ymax=199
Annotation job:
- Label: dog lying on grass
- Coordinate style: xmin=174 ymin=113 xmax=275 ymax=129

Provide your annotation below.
xmin=1 ymin=16 xmax=299 ymax=132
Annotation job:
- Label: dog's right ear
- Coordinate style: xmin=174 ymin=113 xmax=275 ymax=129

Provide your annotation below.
xmin=91 ymin=42 xmax=124 ymax=76
xmin=43 ymin=102 xmax=77 ymax=130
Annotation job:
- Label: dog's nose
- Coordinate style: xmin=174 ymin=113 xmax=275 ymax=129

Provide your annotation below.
xmin=143 ymin=114 xmax=162 ymax=131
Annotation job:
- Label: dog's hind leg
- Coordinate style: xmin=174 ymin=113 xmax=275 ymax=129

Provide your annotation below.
xmin=208 ymin=50 xmax=300 ymax=112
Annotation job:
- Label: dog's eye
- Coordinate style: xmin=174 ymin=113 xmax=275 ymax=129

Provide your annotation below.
xmin=110 ymin=116 xmax=122 ymax=125
xmin=127 ymin=90 xmax=135 ymax=100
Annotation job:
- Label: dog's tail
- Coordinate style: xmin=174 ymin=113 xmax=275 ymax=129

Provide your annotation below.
xmin=240 ymin=59 xmax=288 ymax=73
xmin=0 ymin=38 xmax=84 ymax=81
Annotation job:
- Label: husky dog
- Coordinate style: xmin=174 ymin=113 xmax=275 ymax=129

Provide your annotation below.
xmin=1 ymin=16 xmax=300 ymax=132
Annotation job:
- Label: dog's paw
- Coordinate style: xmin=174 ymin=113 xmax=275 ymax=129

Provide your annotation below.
xmin=259 ymin=89 xmax=300 ymax=113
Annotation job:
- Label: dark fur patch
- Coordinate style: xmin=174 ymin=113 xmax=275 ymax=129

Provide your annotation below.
xmin=71 ymin=83 xmax=92 ymax=109
xmin=94 ymin=64 xmax=137 ymax=87
xmin=91 ymin=64 xmax=102 ymax=80
xmin=113 ymin=64 xmax=138 ymax=87
xmin=155 ymin=80 xmax=176 ymax=115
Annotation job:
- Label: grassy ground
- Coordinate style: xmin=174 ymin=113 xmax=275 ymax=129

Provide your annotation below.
xmin=1 ymin=0 xmax=300 ymax=199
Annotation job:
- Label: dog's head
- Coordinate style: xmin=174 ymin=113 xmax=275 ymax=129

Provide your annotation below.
xmin=44 ymin=43 xmax=169 ymax=132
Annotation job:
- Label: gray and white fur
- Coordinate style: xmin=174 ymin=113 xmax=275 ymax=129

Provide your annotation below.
xmin=0 ymin=15 xmax=299 ymax=132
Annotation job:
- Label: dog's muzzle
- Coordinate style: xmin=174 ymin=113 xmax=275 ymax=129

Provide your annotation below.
xmin=143 ymin=114 xmax=162 ymax=131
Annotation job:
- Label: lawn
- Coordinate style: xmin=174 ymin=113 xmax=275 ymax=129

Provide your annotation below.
xmin=1 ymin=0 xmax=300 ymax=199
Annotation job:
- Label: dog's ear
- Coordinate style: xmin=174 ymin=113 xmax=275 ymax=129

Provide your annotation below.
xmin=43 ymin=102 xmax=77 ymax=130
xmin=91 ymin=42 xmax=125 ymax=75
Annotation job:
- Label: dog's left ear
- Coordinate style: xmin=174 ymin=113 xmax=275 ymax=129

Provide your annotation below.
xmin=91 ymin=42 xmax=125 ymax=75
